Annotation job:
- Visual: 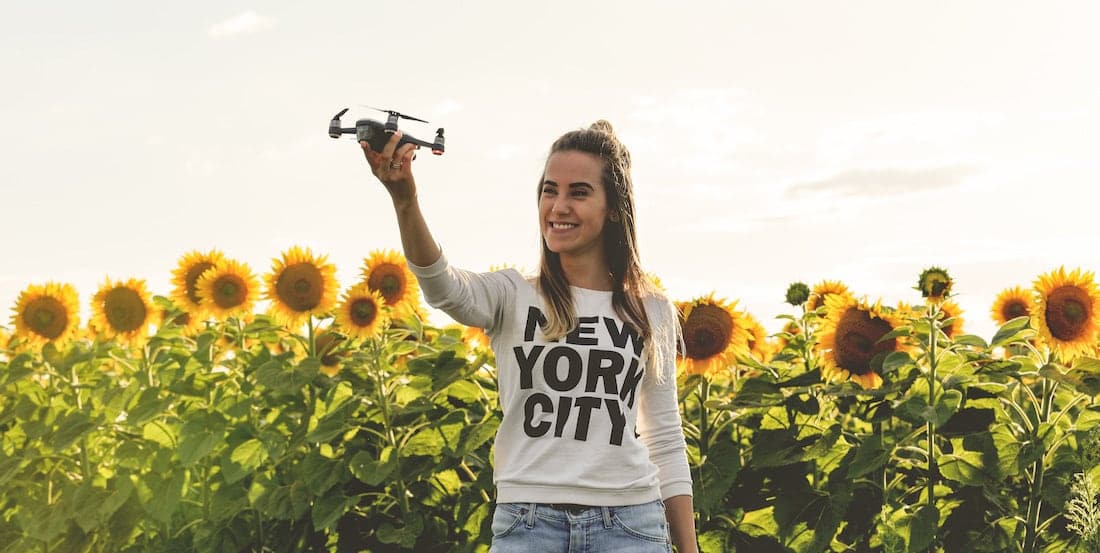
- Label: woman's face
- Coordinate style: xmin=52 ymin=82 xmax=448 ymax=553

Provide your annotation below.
xmin=539 ymin=150 xmax=611 ymax=261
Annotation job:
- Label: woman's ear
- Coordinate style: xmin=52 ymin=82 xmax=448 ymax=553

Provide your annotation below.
xmin=609 ymin=212 xmax=620 ymax=223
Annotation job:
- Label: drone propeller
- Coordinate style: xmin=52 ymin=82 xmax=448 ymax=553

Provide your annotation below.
xmin=359 ymin=104 xmax=430 ymax=124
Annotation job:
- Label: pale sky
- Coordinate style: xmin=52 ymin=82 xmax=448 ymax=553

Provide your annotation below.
xmin=3 ymin=1 xmax=1099 ymax=342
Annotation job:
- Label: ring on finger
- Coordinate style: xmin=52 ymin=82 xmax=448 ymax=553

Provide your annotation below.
xmin=388 ymin=160 xmax=403 ymax=169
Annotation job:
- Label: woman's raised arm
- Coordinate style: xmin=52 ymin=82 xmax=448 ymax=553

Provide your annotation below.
xmin=361 ymin=130 xmax=441 ymax=267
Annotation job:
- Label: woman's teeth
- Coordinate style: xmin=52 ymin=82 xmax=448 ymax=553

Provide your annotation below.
xmin=551 ymin=223 xmax=577 ymax=229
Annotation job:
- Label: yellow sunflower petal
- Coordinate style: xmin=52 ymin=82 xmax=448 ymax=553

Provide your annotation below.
xmin=11 ymin=282 xmax=81 ymax=348
xmin=265 ymin=246 xmax=339 ymax=329
xmin=91 ymin=278 xmax=160 ymax=347
xmin=741 ymin=312 xmax=771 ymax=362
xmin=334 ymin=283 xmax=390 ymax=340
xmin=1033 ymin=266 xmax=1100 ymax=362
xmin=196 ymin=258 xmax=261 ymax=321
xmin=938 ymin=300 xmax=965 ymax=339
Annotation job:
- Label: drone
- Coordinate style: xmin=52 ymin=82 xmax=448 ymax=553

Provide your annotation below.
xmin=328 ymin=106 xmax=444 ymax=156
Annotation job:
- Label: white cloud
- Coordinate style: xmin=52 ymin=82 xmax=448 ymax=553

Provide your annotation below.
xmin=786 ymin=165 xmax=980 ymax=198
xmin=208 ymin=11 xmax=276 ymax=38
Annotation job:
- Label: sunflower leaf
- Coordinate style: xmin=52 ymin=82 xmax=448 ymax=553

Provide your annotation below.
xmin=877 ymin=327 xmax=910 ymax=344
xmin=882 ymin=352 xmax=914 ymax=376
xmin=990 ymin=316 xmax=1034 ymax=348
xmin=939 ymin=450 xmax=995 ymax=487
xmin=952 ymin=334 xmax=988 ymax=348
xmin=907 ymin=505 xmax=938 ymax=552
xmin=847 ymin=434 xmax=888 ymax=478
xmin=349 ymin=448 xmax=396 ymax=486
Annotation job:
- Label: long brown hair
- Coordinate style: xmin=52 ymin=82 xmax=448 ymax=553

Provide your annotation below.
xmin=536 ymin=120 xmax=677 ymax=383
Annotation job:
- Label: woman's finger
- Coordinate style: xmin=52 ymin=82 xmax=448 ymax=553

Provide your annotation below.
xmin=379 ymin=130 xmax=402 ymax=161
xmin=360 ymin=141 xmax=379 ymax=168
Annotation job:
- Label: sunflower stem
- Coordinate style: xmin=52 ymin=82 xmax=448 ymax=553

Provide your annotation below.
xmin=70 ymin=364 xmax=93 ymax=484
xmin=308 ymin=318 xmax=315 ymax=358
xmin=925 ymin=303 xmax=940 ymax=552
xmin=1023 ymin=376 xmax=1055 ymax=553
xmin=371 ymin=338 xmax=410 ymax=515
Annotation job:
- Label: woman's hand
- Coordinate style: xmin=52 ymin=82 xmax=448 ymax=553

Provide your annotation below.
xmin=361 ymin=130 xmax=419 ymax=208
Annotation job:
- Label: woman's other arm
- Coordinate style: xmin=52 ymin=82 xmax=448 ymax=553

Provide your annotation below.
xmin=665 ymin=494 xmax=698 ymax=553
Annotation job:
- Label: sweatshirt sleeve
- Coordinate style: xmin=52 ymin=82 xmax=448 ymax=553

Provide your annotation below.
xmin=406 ymin=247 xmax=517 ymax=336
xmin=636 ymin=297 xmax=693 ymax=499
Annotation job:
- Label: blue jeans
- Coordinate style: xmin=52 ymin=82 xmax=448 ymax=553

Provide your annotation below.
xmin=488 ymin=499 xmax=673 ymax=553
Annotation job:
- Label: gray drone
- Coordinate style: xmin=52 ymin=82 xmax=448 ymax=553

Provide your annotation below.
xmin=328 ymin=106 xmax=444 ymax=155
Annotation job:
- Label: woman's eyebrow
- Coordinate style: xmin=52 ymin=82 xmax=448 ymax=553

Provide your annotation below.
xmin=542 ymin=180 xmax=595 ymax=189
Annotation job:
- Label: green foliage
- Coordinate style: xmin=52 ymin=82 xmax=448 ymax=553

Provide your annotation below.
xmin=1 ymin=299 xmax=1097 ymax=553
xmin=0 ymin=316 xmax=499 ymax=552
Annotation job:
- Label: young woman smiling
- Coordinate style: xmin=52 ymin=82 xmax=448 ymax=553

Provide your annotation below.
xmin=361 ymin=120 xmax=698 ymax=553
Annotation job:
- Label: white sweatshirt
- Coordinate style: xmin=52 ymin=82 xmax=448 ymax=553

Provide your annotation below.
xmin=408 ymin=250 xmax=693 ymax=506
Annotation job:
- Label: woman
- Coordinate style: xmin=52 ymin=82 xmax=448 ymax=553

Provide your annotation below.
xmin=361 ymin=120 xmax=698 ymax=552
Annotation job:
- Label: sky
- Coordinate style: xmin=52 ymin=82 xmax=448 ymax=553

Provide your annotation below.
xmin=2 ymin=1 xmax=1099 ymax=342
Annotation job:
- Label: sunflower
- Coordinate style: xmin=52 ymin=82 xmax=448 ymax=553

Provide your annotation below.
xmin=675 ymin=294 xmax=750 ymax=377
xmin=741 ymin=312 xmax=772 ymax=362
xmin=11 ymin=282 xmax=81 ymax=348
xmin=170 ymin=250 xmax=225 ymax=313
xmin=315 ymin=330 xmax=347 ymax=377
xmin=991 ymin=286 xmax=1033 ymax=326
xmin=462 ymin=325 xmax=492 ymax=351
xmin=776 ymin=320 xmax=802 ymax=351
xmin=196 ymin=258 xmax=260 ymax=321
xmin=91 ymin=278 xmax=160 ymax=347
xmin=917 ymin=266 xmax=953 ymax=304
xmin=642 ymin=272 xmax=664 ymax=294
xmin=265 ymin=246 xmax=339 ymax=328
xmin=0 ymin=326 xmax=10 ymax=351
xmin=817 ymin=294 xmax=905 ymax=389
xmin=334 ymin=283 xmax=389 ymax=340
xmin=807 ymin=280 xmax=853 ymax=312
xmin=1033 ymin=267 xmax=1100 ymax=362
xmin=937 ymin=300 xmax=965 ymax=339
xmin=785 ymin=282 xmax=811 ymax=306
xmin=360 ymin=250 xmax=424 ymax=319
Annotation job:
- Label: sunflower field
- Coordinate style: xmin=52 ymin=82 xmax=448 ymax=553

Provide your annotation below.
xmin=2 ymin=249 xmax=1100 ymax=553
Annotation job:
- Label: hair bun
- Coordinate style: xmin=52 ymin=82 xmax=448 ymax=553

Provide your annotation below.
xmin=589 ymin=119 xmax=615 ymax=135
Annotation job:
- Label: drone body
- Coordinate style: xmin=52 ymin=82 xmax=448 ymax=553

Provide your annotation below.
xmin=329 ymin=107 xmax=445 ymax=155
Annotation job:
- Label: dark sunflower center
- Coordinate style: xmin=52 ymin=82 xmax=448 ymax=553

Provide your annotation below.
xmin=350 ymin=298 xmax=378 ymax=326
xmin=276 ymin=263 xmax=324 ymax=311
xmin=1003 ymin=300 xmax=1029 ymax=321
xmin=833 ymin=307 xmax=894 ymax=376
xmin=1046 ymin=285 xmax=1091 ymax=341
xmin=682 ymin=304 xmax=733 ymax=360
xmin=368 ymin=265 xmax=406 ymax=305
xmin=104 ymin=287 xmax=147 ymax=333
xmin=23 ymin=296 xmax=67 ymax=339
xmin=185 ymin=262 xmax=215 ymax=305
xmin=214 ymin=276 xmax=246 ymax=308
xmin=926 ymin=278 xmax=949 ymax=298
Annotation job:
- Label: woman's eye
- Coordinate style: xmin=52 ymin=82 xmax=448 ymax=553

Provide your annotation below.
xmin=541 ymin=187 xmax=555 ymax=194
xmin=572 ymin=190 xmax=588 ymax=197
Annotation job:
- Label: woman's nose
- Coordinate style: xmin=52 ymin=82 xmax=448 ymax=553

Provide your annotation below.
xmin=552 ymin=196 xmax=571 ymax=213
